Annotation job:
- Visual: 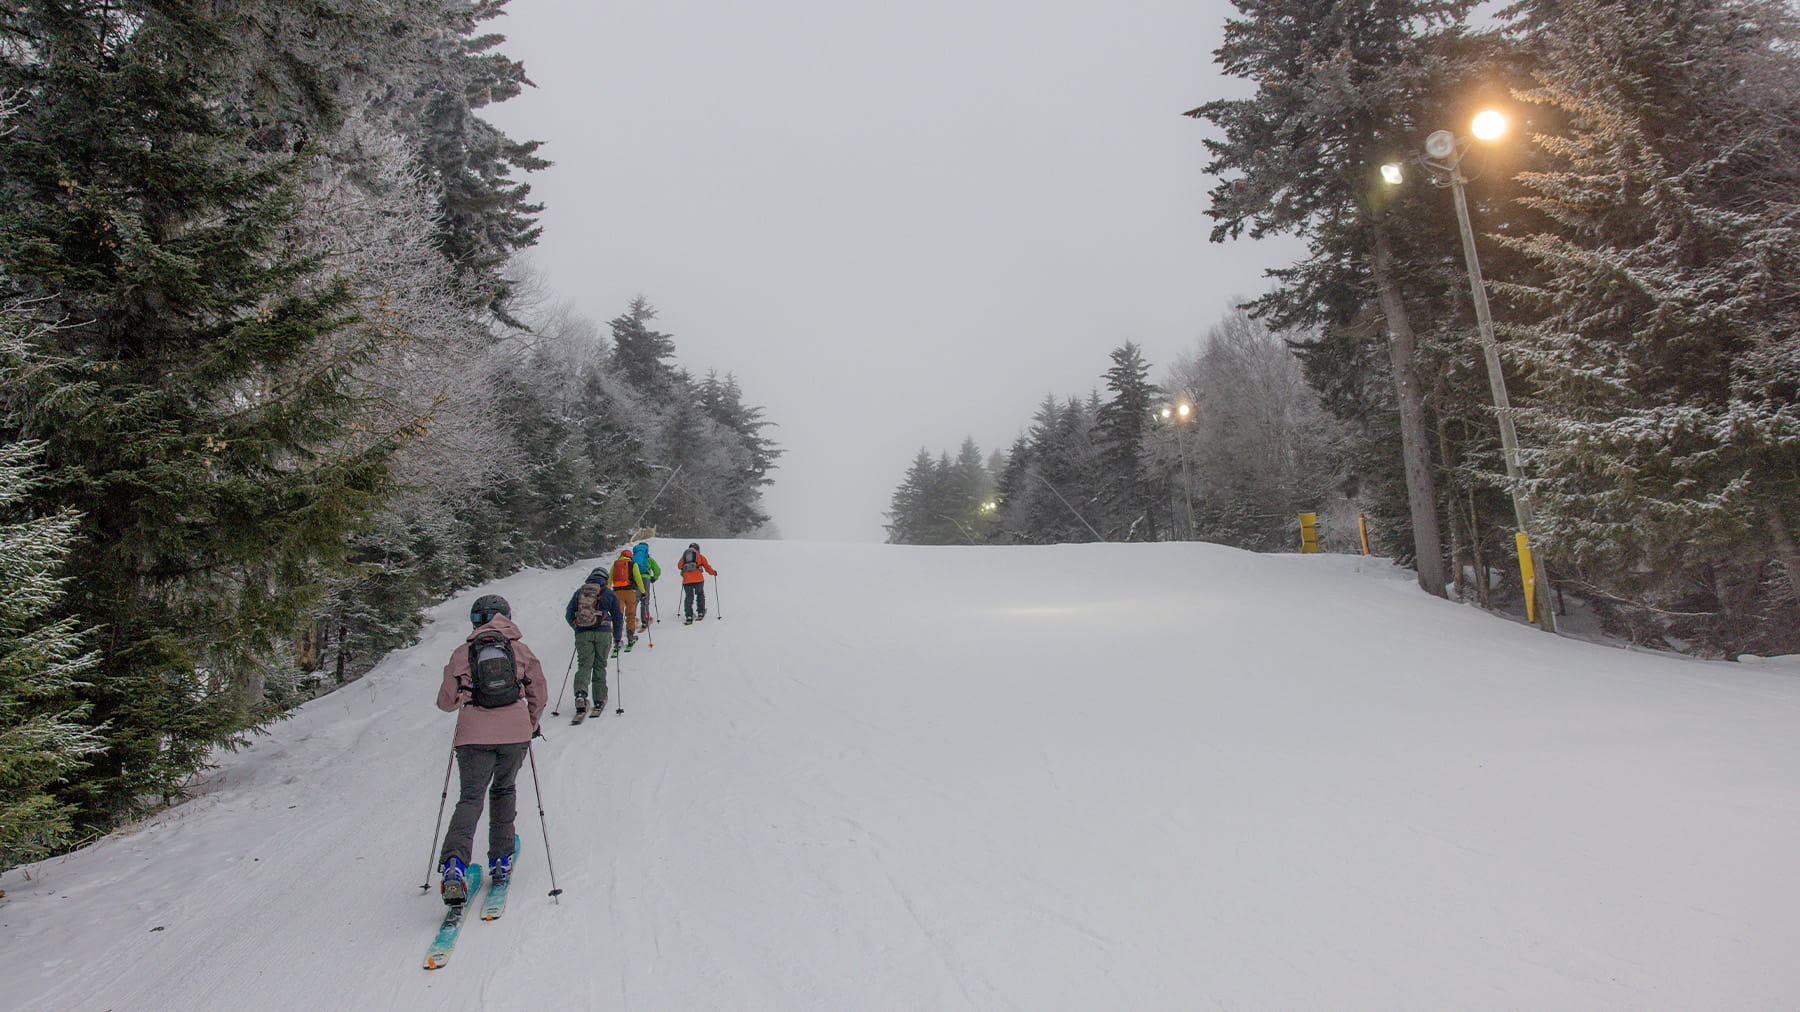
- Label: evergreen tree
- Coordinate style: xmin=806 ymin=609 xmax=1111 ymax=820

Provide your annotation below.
xmin=1094 ymin=342 xmax=1164 ymax=540
xmin=610 ymin=297 xmax=686 ymax=401
xmin=397 ymin=0 xmax=547 ymax=320
xmin=697 ymin=371 xmax=782 ymax=534
xmin=1189 ymin=0 xmax=1491 ymax=594
xmin=0 ymin=419 xmax=104 ymax=872
xmin=0 ymin=4 xmax=393 ymax=825
xmin=885 ymin=450 xmax=941 ymax=544
xmin=949 ymin=437 xmax=999 ymax=543
xmin=1499 ymin=0 xmax=1800 ymax=650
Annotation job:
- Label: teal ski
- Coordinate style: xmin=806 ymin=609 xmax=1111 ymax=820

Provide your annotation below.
xmin=423 ymin=865 xmax=482 ymax=970
xmin=480 ymin=875 xmax=510 ymax=921
xmin=482 ymin=838 xmax=519 ymax=921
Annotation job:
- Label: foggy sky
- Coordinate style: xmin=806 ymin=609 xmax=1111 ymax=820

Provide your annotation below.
xmin=488 ymin=0 xmax=1301 ymax=542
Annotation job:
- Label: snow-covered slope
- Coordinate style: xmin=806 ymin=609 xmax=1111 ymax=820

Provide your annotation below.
xmin=5 ymin=539 xmax=1800 ymax=1010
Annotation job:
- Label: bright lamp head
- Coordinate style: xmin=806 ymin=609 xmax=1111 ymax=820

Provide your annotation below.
xmin=1380 ymin=163 xmax=1404 ymax=185
xmin=1471 ymin=109 xmax=1508 ymax=141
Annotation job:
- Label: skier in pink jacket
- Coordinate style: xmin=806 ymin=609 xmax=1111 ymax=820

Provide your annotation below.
xmin=434 ymin=594 xmax=547 ymax=903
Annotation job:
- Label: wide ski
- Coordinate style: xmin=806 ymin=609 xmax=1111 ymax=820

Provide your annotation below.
xmin=481 ymin=873 xmax=510 ymax=920
xmin=423 ymin=865 xmax=482 ymax=970
xmin=482 ymin=835 xmax=520 ymax=921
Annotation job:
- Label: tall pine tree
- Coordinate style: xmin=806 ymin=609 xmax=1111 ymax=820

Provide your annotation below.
xmin=0 ymin=4 xmax=393 ymax=825
xmin=1094 ymin=342 xmax=1164 ymax=540
xmin=1500 ymin=0 xmax=1800 ymax=650
xmin=1189 ymin=0 xmax=1491 ymax=594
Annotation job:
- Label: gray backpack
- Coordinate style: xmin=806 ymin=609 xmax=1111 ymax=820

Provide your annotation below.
xmin=467 ymin=629 xmax=523 ymax=708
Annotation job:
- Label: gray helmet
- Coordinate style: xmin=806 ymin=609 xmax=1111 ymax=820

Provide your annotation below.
xmin=470 ymin=594 xmax=511 ymax=626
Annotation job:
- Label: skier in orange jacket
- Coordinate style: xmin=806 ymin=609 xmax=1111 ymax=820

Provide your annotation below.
xmin=608 ymin=549 xmax=645 ymax=651
xmin=677 ymin=542 xmax=717 ymax=623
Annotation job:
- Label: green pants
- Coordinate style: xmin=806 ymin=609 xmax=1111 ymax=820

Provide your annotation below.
xmin=573 ymin=628 xmax=612 ymax=700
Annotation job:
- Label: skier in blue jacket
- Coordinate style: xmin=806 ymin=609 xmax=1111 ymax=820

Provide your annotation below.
xmin=564 ymin=568 xmax=624 ymax=717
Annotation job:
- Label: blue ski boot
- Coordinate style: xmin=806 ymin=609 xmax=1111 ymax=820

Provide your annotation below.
xmin=440 ymin=855 xmax=470 ymax=905
xmin=488 ymin=850 xmax=514 ymax=884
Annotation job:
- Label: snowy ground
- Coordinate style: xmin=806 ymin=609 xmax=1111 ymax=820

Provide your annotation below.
xmin=5 ymin=538 xmax=1800 ymax=1011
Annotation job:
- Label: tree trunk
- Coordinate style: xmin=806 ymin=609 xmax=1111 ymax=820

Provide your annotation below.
xmin=1437 ymin=415 xmax=1466 ymax=600
xmin=1765 ymin=501 xmax=1800 ymax=603
xmin=1370 ymin=220 xmax=1448 ymax=598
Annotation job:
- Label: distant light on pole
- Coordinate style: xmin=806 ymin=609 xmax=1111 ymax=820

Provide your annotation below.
xmin=1162 ymin=400 xmax=1196 ymax=540
xmin=1379 ymin=162 xmax=1405 ymax=186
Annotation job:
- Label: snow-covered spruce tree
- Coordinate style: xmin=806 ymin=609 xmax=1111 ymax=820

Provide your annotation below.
xmin=696 ymin=371 xmax=782 ymax=535
xmin=1498 ymin=0 xmax=1800 ymax=651
xmin=990 ymin=395 xmax=1109 ymax=544
xmin=1189 ymin=0 xmax=1494 ymax=595
xmin=885 ymin=449 xmax=942 ymax=544
xmin=988 ymin=435 xmax=1036 ymax=544
xmin=886 ymin=440 xmax=996 ymax=545
xmin=600 ymin=298 xmax=779 ymax=539
xmin=393 ymin=0 xmax=547 ymax=321
xmin=947 ymin=438 xmax=999 ymax=543
xmin=0 ymin=5 xmax=393 ymax=825
xmin=1094 ymin=343 xmax=1165 ymax=541
xmin=610 ymin=296 xmax=687 ymax=403
xmin=0 ymin=337 xmax=104 ymax=872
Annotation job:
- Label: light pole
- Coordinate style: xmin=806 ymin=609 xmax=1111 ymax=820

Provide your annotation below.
xmin=932 ymin=513 xmax=979 ymax=545
xmin=629 ymin=462 xmax=683 ymax=535
xmin=1160 ymin=400 xmax=1196 ymax=540
xmin=1384 ymin=111 xmax=1556 ymax=632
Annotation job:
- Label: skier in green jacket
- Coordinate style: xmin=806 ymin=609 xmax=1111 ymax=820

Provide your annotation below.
xmin=631 ymin=541 xmax=661 ymax=629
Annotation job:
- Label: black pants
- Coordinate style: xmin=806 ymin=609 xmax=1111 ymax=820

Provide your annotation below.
xmin=683 ymin=581 xmax=706 ymax=619
xmin=440 ymin=742 xmax=527 ymax=867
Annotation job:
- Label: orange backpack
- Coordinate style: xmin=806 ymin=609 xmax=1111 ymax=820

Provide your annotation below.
xmin=611 ymin=555 xmax=633 ymax=588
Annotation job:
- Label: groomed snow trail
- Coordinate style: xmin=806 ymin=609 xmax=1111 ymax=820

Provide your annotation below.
xmin=4 ymin=539 xmax=1800 ymax=1010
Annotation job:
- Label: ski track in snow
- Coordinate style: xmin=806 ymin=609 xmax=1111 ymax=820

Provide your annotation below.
xmin=4 ymin=539 xmax=1800 ymax=1010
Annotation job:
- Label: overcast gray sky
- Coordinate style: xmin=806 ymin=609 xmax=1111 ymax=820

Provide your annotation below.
xmin=489 ymin=0 xmax=1302 ymax=542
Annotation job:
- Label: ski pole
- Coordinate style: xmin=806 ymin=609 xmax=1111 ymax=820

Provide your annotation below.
xmin=712 ymin=573 xmax=723 ymax=619
xmin=549 ymin=649 xmax=576 ymax=716
xmin=526 ymin=742 xmax=562 ymax=902
xmin=420 ymin=746 xmax=456 ymax=892
xmin=615 ymin=643 xmax=625 ymax=714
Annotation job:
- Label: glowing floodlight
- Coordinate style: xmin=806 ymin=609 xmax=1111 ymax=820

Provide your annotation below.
xmin=1380 ymin=163 xmax=1405 ymax=185
xmin=1471 ymin=109 xmax=1508 ymax=142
